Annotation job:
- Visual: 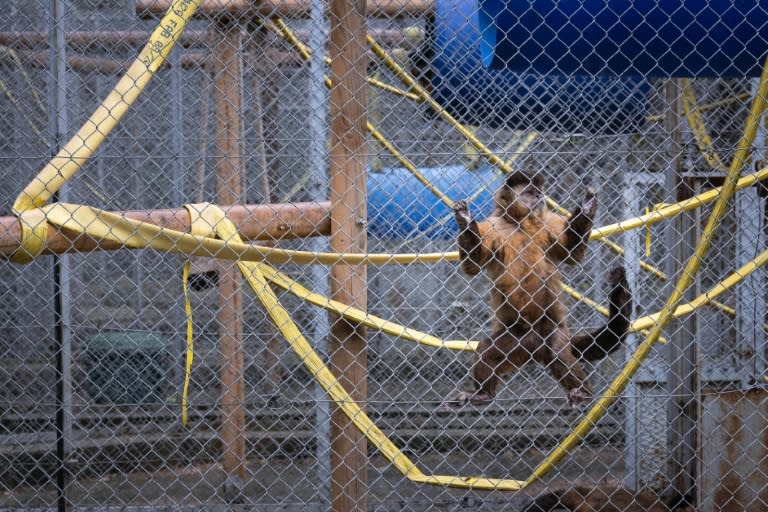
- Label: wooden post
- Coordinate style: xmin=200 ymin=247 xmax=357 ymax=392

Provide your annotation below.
xmin=328 ymin=0 xmax=368 ymax=510
xmin=213 ymin=16 xmax=247 ymax=500
xmin=247 ymin=23 xmax=283 ymax=403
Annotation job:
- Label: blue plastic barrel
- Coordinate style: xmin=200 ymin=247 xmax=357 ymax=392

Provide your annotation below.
xmin=479 ymin=0 xmax=768 ymax=77
xmin=367 ymin=165 xmax=502 ymax=240
xmin=431 ymin=0 xmax=650 ymax=133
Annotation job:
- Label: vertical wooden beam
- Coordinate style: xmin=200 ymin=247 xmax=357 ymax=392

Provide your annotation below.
xmin=247 ymin=23 xmax=283 ymax=403
xmin=328 ymin=0 xmax=369 ymax=510
xmin=213 ymin=17 xmax=247 ymax=500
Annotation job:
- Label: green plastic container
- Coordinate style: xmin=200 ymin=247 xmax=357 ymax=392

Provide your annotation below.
xmin=84 ymin=332 xmax=172 ymax=405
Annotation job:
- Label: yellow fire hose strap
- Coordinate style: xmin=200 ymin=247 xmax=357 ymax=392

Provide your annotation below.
xmin=12 ymin=0 xmax=203 ymax=213
xmin=31 ymin=159 xmax=768 ymax=265
xmin=257 ymin=263 xmax=477 ymax=352
xmin=681 ymin=78 xmax=726 ymax=171
xmin=40 ymin=201 xmax=768 ymax=348
xmin=178 ymin=203 xmax=220 ymax=427
xmin=180 ymin=260 xmax=193 ymax=427
xmin=10 ymin=209 xmax=48 ymax=264
xmin=41 ymin=202 xmax=452 ymax=265
xmin=184 ymin=204 xmax=526 ymax=490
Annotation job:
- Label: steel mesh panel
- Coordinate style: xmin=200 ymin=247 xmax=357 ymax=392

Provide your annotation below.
xmin=1 ymin=0 xmax=767 ymax=510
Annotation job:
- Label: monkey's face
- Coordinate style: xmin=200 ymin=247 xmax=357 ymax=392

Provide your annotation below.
xmin=495 ymin=182 xmax=544 ymax=221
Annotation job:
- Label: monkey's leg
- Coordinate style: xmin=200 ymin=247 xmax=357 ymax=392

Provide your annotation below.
xmin=472 ymin=332 xmax=522 ymax=397
xmin=530 ymin=327 xmax=592 ymax=406
xmin=571 ymin=266 xmax=632 ymax=362
xmin=446 ymin=330 xmax=524 ymax=408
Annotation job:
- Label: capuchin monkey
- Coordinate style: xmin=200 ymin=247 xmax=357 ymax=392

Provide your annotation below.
xmin=449 ymin=170 xmax=632 ymax=407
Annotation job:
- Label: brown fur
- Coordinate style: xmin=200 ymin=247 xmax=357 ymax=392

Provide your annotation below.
xmin=522 ymin=485 xmax=694 ymax=512
xmin=451 ymin=171 xmax=632 ymax=406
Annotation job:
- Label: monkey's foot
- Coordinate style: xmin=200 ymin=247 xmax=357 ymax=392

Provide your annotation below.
xmin=443 ymin=390 xmax=493 ymax=410
xmin=566 ymin=386 xmax=592 ymax=408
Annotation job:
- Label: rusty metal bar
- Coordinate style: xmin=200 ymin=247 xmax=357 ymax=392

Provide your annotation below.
xmin=2 ymin=49 xmax=208 ymax=73
xmin=0 ymin=28 xmax=407 ymax=50
xmin=0 ymin=30 xmax=210 ymax=50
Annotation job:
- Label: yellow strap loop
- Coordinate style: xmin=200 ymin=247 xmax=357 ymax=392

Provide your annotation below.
xmin=9 ymin=209 xmax=48 ymax=264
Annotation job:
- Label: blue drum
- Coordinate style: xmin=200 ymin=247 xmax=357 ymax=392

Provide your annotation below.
xmin=479 ymin=0 xmax=768 ymax=77
xmin=430 ymin=0 xmax=650 ymax=133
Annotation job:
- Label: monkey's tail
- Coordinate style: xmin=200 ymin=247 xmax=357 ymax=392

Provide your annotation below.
xmin=520 ymin=488 xmax=583 ymax=512
xmin=665 ymin=490 xmax=695 ymax=511
xmin=521 ymin=487 xmax=694 ymax=512
xmin=571 ymin=266 xmax=632 ymax=362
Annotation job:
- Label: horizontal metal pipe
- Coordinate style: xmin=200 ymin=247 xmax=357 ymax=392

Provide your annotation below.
xmin=0 ymin=30 xmax=211 ymax=50
xmin=0 ymin=28 xmax=409 ymax=50
xmin=2 ymin=49 xmax=208 ymax=73
xmin=136 ymin=0 xmax=433 ymax=19
xmin=0 ymin=201 xmax=331 ymax=258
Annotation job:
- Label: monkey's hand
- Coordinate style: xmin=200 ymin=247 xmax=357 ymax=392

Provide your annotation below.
xmin=454 ymin=199 xmax=486 ymax=273
xmin=582 ymin=187 xmax=597 ymax=219
xmin=556 ymin=187 xmax=596 ymax=264
xmin=453 ymin=199 xmax=473 ymax=229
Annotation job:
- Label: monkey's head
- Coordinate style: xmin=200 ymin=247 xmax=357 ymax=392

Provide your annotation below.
xmin=494 ymin=170 xmax=545 ymax=221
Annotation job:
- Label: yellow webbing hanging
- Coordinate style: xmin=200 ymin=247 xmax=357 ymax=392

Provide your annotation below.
xmin=178 ymin=202 xmax=220 ymax=426
xmin=188 ymin=204 xmax=526 ymax=491
xmin=180 ymin=260 xmax=194 ymax=427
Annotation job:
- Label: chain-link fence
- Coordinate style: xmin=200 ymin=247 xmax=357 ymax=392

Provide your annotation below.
xmin=1 ymin=0 xmax=768 ymax=510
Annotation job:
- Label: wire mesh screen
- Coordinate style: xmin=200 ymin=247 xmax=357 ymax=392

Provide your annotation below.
xmin=1 ymin=0 xmax=767 ymax=511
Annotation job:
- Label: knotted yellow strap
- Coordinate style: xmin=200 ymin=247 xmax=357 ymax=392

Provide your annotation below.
xmin=10 ymin=209 xmax=48 ymax=264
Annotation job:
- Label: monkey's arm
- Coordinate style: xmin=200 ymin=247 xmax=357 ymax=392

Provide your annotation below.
xmin=546 ymin=187 xmax=596 ymax=264
xmin=454 ymin=200 xmax=492 ymax=275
